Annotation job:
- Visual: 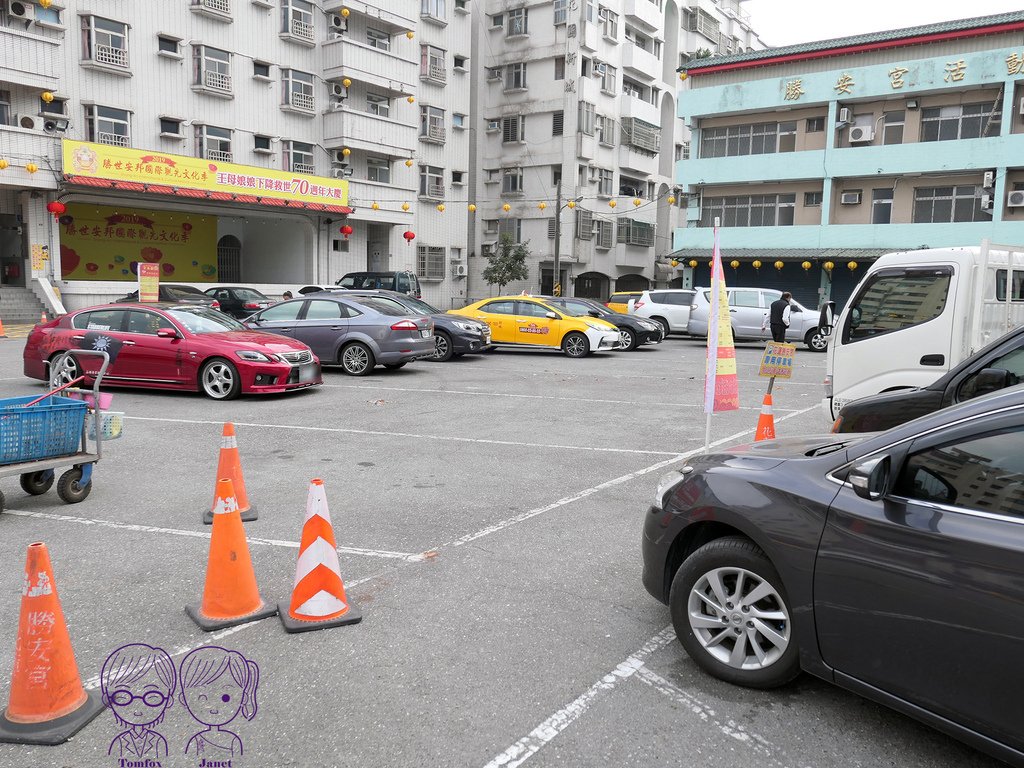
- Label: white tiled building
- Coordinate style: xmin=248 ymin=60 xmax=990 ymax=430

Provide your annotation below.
xmin=468 ymin=0 xmax=763 ymax=301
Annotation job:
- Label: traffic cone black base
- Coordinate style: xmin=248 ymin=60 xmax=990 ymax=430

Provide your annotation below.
xmin=184 ymin=599 xmax=277 ymax=632
xmin=277 ymin=601 xmax=362 ymax=634
xmin=0 ymin=691 xmax=104 ymax=746
xmin=202 ymin=504 xmax=258 ymax=525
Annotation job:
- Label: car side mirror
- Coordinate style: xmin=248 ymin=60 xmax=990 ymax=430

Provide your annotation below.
xmin=849 ymin=455 xmax=890 ymax=501
xmin=587 ymin=310 xmax=601 ymax=318
xmin=156 ymin=328 xmax=179 ymax=339
xmin=818 ymin=301 xmax=836 ymax=337
xmin=545 ymin=311 xmax=559 ymax=319
xmin=972 ymin=367 xmax=1012 ymax=397
xmin=791 ymin=305 xmax=802 ymax=313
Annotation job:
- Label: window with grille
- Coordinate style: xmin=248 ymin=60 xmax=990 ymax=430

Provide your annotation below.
xmin=367 ymin=93 xmax=390 ymax=117
xmin=505 ymin=63 xmax=527 ymax=90
xmin=420 ymin=106 xmax=446 ymax=142
xmin=86 ymin=105 xmax=131 ymax=147
xmin=193 ymin=45 xmax=232 ymax=92
xmin=576 ymin=209 xmax=593 ymax=239
xmin=913 ymin=185 xmax=988 ymax=223
xmin=700 ymin=122 xmax=800 ymax=159
xmin=417 ymin=246 xmax=446 ymax=279
xmin=554 ymin=57 xmax=565 ymax=80
xmin=578 ymin=102 xmax=595 ymax=135
xmin=281 ymin=0 xmax=314 ymax=39
xmin=616 ymin=219 xmax=654 ymax=247
xmin=367 ymin=158 xmax=390 ymax=183
xmin=282 ymin=69 xmax=315 ymax=110
xmin=553 ymin=0 xmax=567 ymax=24
xmin=367 ymin=28 xmax=391 ymax=50
xmin=284 ymin=140 xmax=314 ymax=174
xmin=599 ymin=7 xmax=618 ymax=38
xmin=596 ymin=220 xmax=613 ymax=249
xmin=196 ymin=124 xmax=232 ymax=161
xmin=921 ymin=103 xmax=1000 ymax=142
xmin=596 ymin=115 xmax=615 ymax=146
xmin=419 ymin=166 xmax=445 ymax=198
xmin=552 ymin=110 xmax=564 ymax=136
xmin=501 ymin=167 xmax=524 ymax=195
xmin=598 ymin=168 xmax=614 ymax=196
xmin=502 ymin=115 xmax=525 ymax=143
xmin=420 ymin=45 xmax=446 ymax=82
xmin=507 ymin=8 xmax=528 ymax=35
xmin=498 ymin=218 xmax=522 ymax=242
xmin=699 ymin=194 xmax=797 ymax=227
xmin=81 ymin=16 xmax=129 ymax=68
xmin=689 ymin=8 xmax=719 ymax=43
xmin=621 ymin=117 xmax=660 ymax=153
xmin=547 ymin=219 xmax=557 ymax=238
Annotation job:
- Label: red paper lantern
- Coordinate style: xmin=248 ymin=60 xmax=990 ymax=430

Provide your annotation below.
xmin=403 ymin=230 xmax=415 ymax=245
xmin=340 ymin=224 xmax=353 ymax=239
xmin=46 ymin=201 xmax=66 ymax=220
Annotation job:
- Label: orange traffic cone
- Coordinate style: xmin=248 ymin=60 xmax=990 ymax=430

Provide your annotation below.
xmin=279 ymin=479 xmax=362 ymax=633
xmin=186 ymin=477 xmax=277 ymax=631
xmin=0 ymin=315 xmax=6 ymax=338
xmin=39 ymin=311 xmax=47 ymax=324
xmin=202 ymin=422 xmax=257 ymax=524
xmin=754 ymin=393 xmax=776 ymax=441
xmin=0 ymin=542 xmax=103 ymax=745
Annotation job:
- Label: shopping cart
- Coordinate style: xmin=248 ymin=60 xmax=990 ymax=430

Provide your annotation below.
xmin=0 ymin=350 xmax=113 ymax=514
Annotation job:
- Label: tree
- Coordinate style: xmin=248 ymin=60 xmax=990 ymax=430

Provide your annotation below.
xmin=482 ymin=233 xmax=529 ymax=294
xmin=694 ymin=47 xmax=713 ymax=59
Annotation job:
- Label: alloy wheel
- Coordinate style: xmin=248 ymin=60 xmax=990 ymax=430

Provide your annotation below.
xmin=434 ymin=334 xmax=450 ymax=360
xmin=343 ymin=345 xmax=370 ymax=374
xmin=50 ymin=354 xmax=79 ymax=388
xmin=202 ymin=361 xmax=235 ymax=399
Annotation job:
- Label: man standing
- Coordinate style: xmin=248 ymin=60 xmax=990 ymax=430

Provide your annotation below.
xmin=768 ymin=292 xmax=792 ymax=343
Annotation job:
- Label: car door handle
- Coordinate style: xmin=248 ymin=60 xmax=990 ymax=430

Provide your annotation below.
xmin=122 ymin=340 xmax=136 ymax=346
xmin=920 ymin=354 xmax=945 ymax=366
xmin=330 ymin=326 xmax=345 ymax=330
xmin=71 ymin=335 xmax=84 ymax=341
xmin=729 ymin=309 xmax=738 ymax=313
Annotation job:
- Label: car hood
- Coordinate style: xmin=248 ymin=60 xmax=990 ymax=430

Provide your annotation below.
xmin=706 ymin=433 xmax=873 ymax=470
xmin=198 ymin=330 xmax=313 ymax=353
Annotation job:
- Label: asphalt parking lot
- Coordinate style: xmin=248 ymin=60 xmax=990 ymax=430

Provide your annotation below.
xmin=0 ymin=335 xmax=1003 ymax=768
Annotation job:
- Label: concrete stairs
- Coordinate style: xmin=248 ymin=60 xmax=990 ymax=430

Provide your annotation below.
xmin=0 ymin=286 xmax=48 ymax=325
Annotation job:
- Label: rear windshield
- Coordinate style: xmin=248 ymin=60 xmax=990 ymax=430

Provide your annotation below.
xmin=341 ymin=275 xmax=393 ymax=290
xmin=609 ymin=293 xmax=639 ymax=302
xmin=165 ymin=285 xmax=206 ymax=297
xmin=348 ymin=297 xmax=408 ymax=316
xmin=233 ymin=288 xmax=268 ymax=301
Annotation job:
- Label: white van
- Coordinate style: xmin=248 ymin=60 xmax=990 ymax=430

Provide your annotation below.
xmin=822 ymin=240 xmax=1024 ymax=421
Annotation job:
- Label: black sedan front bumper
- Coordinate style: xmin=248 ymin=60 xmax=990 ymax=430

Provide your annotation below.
xmin=450 ymin=327 xmax=492 ymax=354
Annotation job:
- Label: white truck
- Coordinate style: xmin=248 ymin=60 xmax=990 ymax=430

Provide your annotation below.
xmin=822 ymin=240 xmax=1024 ymax=421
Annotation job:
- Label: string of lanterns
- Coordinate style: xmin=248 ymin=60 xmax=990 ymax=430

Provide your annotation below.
xmin=677 ymin=258 xmax=858 ymax=271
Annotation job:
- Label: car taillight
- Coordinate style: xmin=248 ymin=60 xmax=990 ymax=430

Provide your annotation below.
xmin=211 ymin=300 xmax=221 ymax=309
xmin=634 ymin=301 xmax=644 ymax=309
xmin=390 ymin=320 xmax=418 ymax=331
xmin=605 ymin=302 xmax=612 ymax=307
xmin=243 ymin=302 xmax=260 ymax=309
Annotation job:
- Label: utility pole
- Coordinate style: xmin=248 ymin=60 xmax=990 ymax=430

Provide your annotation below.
xmin=553 ymin=181 xmax=562 ymax=296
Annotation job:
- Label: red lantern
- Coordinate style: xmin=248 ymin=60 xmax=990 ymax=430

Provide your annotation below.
xmin=340 ymin=224 xmax=353 ymax=240
xmin=403 ymin=230 xmax=415 ymax=245
xmin=46 ymin=201 xmax=66 ymax=220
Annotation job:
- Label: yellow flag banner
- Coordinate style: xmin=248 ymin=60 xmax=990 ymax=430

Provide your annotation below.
xmin=59 ymin=203 xmax=218 ymax=282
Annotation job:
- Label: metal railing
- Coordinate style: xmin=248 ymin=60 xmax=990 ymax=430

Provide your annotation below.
xmin=290 ymin=18 xmax=314 ymax=40
xmin=203 ymin=70 xmax=232 ymax=92
xmin=424 ymin=123 xmax=446 ymax=142
xmin=95 ymin=44 xmax=129 ymax=68
xmin=292 ymin=163 xmax=315 ymax=174
xmin=424 ymin=183 xmax=445 ymax=199
xmin=290 ymin=91 xmax=315 ymax=111
xmin=427 ymin=62 xmax=446 ymax=82
xmin=195 ymin=0 xmax=231 ymax=13
xmin=97 ymin=132 xmax=130 ymax=147
xmin=206 ymin=149 xmax=233 ymax=162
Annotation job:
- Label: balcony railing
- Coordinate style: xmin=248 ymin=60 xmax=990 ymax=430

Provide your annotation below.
xmin=206 ymin=149 xmax=233 ymax=162
xmin=421 ymin=123 xmax=446 ymax=142
xmin=94 ymin=44 xmax=129 ymax=68
xmin=97 ymin=132 xmax=130 ymax=147
xmin=290 ymin=18 xmax=314 ymax=40
xmin=203 ymin=70 xmax=232 ymax=92
xmin=292 ymin=163 xmax=315 ymax=174
xmin=423 ymin=183 xmax=445 ymax=199
xmin=195 ymin=0 xmax=231 ymax=12
xmin=425 ymin=62 xmax=446 ymax=82
xmin=289 ymin=91 xmax=315 ymax=111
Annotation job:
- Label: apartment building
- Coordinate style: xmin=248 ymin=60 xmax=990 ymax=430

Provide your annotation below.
xmin=468 ymin=0 xmax=763 ymax=301
xmin=675 ymin=10 xmax=1024 ymax=310
xmin=0 ymin=0 xmax=475 ymax=311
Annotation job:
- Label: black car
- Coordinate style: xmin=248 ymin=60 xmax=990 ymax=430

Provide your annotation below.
xmin=202 ymin=286 xmax=274 ymax=319
xmin=338 ymin=289 xmax=491 ymax=361
xmin=114 ymin=283 xmax=220 ymax=310
xmin=335 ymin=270 xmax=422 ymax=298
xmin=538 ymin=296 xmax=663 ymax=351
xmin=834 ymin=324 xmax=1024 ymax=433
xmin=642 ymin=387 xmax=1024 ymax=766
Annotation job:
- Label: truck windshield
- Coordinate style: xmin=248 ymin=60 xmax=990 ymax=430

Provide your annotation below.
xmin=843 ymin=268 xmax=952 ymax=343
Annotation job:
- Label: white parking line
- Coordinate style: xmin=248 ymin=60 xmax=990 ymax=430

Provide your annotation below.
xmin=450 ymin=404 xmax=818 ymax=548
xmin=482 ymin=627 xmax=677 ymax=768
xmin=321 ymin=383 xmax=796 ymax=412
xmin=125 ymin=416 xmax=690 ymax=456
xmin=0 ymin=509 xmax=427 ymax=562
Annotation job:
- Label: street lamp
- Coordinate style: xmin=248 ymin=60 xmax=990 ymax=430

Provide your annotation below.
xmin=552 ymin=182 xmax=583 ymax=296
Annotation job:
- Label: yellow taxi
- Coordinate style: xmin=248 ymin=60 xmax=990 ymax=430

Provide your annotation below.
xmin=449 ymin=296 xmax=620 ymax=357
xmin=605 ymin=291 xmax=643 ymax=313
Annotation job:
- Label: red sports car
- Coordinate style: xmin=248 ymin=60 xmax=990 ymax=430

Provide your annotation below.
xmin=24 ymin=303 xmax=322 ymax=400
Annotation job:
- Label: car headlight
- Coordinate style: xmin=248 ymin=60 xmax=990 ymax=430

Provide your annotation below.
xmin=452 ymin=321 xmax=483 ymax=332
xmin=639 ymin=321 xmax=659 ymax=330
xmin=585 ymin=321 xmax=611 ymax=331
xmin=235 ymin=350 xmax=273 ymax=362
xmin=654 ymin=467 xmax=693 ymax=510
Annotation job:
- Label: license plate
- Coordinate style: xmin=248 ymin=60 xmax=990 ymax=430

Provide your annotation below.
xmin=298 ymin=363 xmax=318 ymax=382
xmin=420 ymin=330 xmax=431 ymax=338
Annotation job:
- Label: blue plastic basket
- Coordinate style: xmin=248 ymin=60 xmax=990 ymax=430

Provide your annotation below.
xmin=0 ymin=395 xmax=87 ymax=465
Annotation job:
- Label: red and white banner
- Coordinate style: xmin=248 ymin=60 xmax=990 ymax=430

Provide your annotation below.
xmin=704 ymin=226 xmax=740 ymax=414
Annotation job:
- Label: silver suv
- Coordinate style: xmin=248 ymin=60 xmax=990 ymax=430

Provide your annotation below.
xmin=686 ymin=287 xmax=829 ymax=352
xmin=631 ymin=289 xmax=696 ymax=336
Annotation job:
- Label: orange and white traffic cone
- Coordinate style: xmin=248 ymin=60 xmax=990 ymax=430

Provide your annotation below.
xmin=754 ymin=393 xmax=776 ymax=442
xmin=186 ymin=477 xmax=277 ymax=631
xmin=0 ymin=542 xmax=103 ymax=745
xmin=39 ymin=311 xmax=47 ymax=324
xmin=279 ymin=479 xmax=362 ymax=633
xmin=0 ymin=315 xmax=6 ymax=338
xmin=202 ymin=422 xmax=257 ymax=524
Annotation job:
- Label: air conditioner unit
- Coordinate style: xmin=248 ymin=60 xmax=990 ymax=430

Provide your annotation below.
xmin=332 ymin=150 xmax=349 ymax=164
xmin=452 ymin=264 xmax=468 ymax=278
xmin=329 ymin=101 xmax=345 ymax=111
xmin=330 ymin=14 xmax=347 ymax=30
xmin=980 ymin=193 xmax=993 ymax=211
xmin=8 ymin=1 xmax=34 ymax=21
xmin=837 ymin=107 xmax=851 ymax=123
xmin=18 ymin=115 xmax=39 ymax=130
xmin=486 ymin=119 xmax=500 ymax=131
xmin=1007 ymin=190 xmax=1024 ymax=208
xmin=481 ymin=242 xmax=496 ymax=255
xmin=331 ymin=168 xmax=353 ymax=178
xmin=848 ymin=125 xmax=874 ymax=143
xmin=983 ymin=170 xmax=995 ymax=189
xmin=593 ymin=62 xmax=606 ymax=75
xmin=840 ymin=191 xmax=862 ymax=205
xmin=331 ymin=83 xmax=347 ymax=98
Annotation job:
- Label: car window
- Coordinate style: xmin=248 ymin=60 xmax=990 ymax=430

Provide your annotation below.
xmin=518 ymin=301 xmax=553 ymax=318
xmin=894 ymin=427 xmax=1024 ymax=518
xmin=702 ymin=290 xmax=712 ymax=303
xmin=481 ymin=301 xmax=515 ymax=315
xmin=166 ymin=285 xmax=206 ymax=298
xmin=360 ymin=296 xmax=407 ymax=312
xmin=348 ymin=297 xmax=406 ymax=315
xmin=731 ymin=290 xmax=760 ymax=308
xmin=258 ymin=301 xmax=304 ymax=322
xmin=665 ymin=293 xmax=693 ymax=306
xmin=843 ymin=268 xmax=952 ymax=343
xmin=396 ymin=273 xmax=409 ymax=292
xmin=762 ymin=290 xmax=782 ymax=303
xmin=560 ymin=300 xmax=595 ymax=316
xmin=73 ymin=309 xmax=126 ymax=332
xmin=165 ymin=307 xmax=244 ymax=333
xmin=959 ymin=347 xmax=1024 ymax=400
xmin=125 ymin=310 xmax=172 ymax=335
xmin=400 ymin=296 xmax=439 ymax=314
xmin=648 ymin=292 xmax=667 ymax=303
xmin=305 ymin=300 xmax=344 ymax=320
xmin=233 ymin=288 xmax=267 ymax=302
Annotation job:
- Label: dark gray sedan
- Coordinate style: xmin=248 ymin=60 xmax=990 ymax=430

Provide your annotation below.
xmin=244 ymin=294 xmax=434 ymax=375
xmin=643 ymin=387 xmax=1024 ymax=766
